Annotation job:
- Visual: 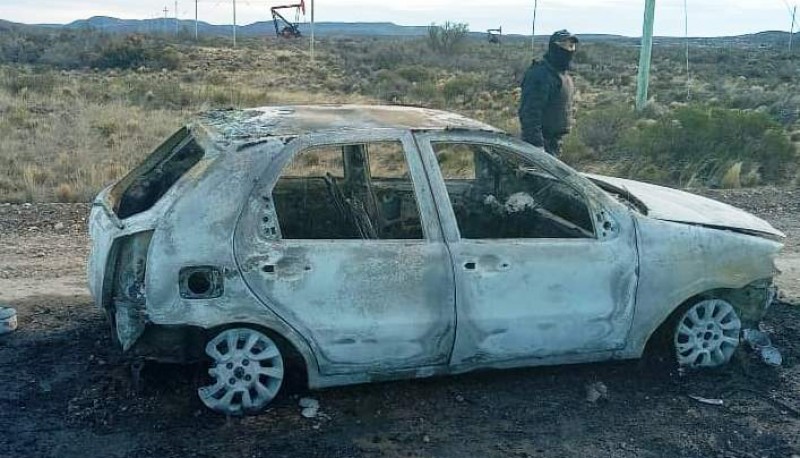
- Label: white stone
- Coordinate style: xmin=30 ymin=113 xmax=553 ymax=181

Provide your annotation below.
xmin=299 ymin=397 xmax=319 ymax=409
xmin=0 ymin=307 xmax=18 ymax=335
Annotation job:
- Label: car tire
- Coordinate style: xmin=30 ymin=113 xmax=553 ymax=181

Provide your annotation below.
xmin=672 ymin=298 xmax=742 ymax=369
xmin=198 ymin=327 xmax=285 ymax=415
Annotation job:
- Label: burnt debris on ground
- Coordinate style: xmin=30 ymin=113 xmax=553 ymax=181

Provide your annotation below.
xmin=1 ymin=192 xmax=800 ymax=457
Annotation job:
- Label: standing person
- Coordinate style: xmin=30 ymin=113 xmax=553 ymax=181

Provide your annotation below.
xmin=518 ymin=30 xmax=579 ymax=157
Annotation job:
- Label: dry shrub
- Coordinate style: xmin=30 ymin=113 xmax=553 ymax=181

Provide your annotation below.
xmin=720 ymin=162 xmax=742 ymax=189
xmin=56 ymin=183 xmax=77 ymax=202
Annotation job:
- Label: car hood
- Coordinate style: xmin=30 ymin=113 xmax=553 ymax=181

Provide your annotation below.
xmin=584 ymin=174 xmax=785 ymax=238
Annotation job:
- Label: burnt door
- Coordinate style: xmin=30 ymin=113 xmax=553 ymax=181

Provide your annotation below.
xmin=235 ymin=131 xmax=456 ymax=375
xmin=415 ymin=132 xmax=638 ymax=366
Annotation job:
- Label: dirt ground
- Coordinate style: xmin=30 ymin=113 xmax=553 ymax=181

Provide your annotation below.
xmin=1 ymin=190 xmax=800 ymax=458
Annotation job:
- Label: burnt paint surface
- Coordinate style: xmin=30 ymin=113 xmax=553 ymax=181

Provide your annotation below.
xmin=236 ymin=241 xmax=456 ymax=375
xmin=413 ymin=131 xmax=640 ymax=366
xmin=86 ymin=106 xmax=784 ymax=392
xmin=622 ymin=217 xmax=782 ymax=356
xmin=234 ymin=129 xmax=456 ymax=376
xmin=448 ymin=236 xmax=638 ymax=365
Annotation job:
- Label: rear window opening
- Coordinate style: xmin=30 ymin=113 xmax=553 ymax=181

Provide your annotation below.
xmin=113 ymin=128 xmax=205 ymax=219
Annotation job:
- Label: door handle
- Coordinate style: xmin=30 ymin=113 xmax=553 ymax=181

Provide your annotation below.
xmin=262 ymin=264 xmax=313 ymax=274
xmin=464 ymin=262 xmax=476 ymax=271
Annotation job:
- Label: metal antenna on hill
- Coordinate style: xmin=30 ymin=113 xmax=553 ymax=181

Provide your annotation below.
xmin=163 ymin=6 xmax=170 ymax=35
xmin=195 ymin=0 xmax=199 ymax=40
xmin=175 ymin=1 xmax=179 ymax=35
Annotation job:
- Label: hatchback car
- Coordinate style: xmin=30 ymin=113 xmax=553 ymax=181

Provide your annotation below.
xmin=88 ymin=105 xmax=783 ymax=415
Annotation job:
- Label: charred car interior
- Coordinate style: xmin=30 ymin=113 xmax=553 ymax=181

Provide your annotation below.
xmin=273 ymin=142 xmax=424 ymax=240
xmin=115 ymin=128 xmax=206 ymax=220
xmin=272 ymin=140 xmax=593 ymax=241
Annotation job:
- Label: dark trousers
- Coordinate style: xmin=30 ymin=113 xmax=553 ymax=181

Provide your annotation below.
xmin=543 ymin=136 xmax=563 ymax=157
xmin=521 ymin=130 xmax=563 ymax=158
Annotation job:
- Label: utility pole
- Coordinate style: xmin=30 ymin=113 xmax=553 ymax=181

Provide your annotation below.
xmin=195 ymin=0 xmax=199 ymax=40
xmin=232 ymin=0 xmax=237 ymax=47
xmin=163 ymin=6 xmax=169 ymax=35
xmin=310 ymin=0 xmax=316 ymax=61
xmin=531 ymin=0 xmax=539 ymax=50
xmin=684 ymin=0 xmax=690 ymax=101
xmin=636 ymin=0 xmax=656 ymax=111
xmin=175 ymin=0 xmax=179 ymax=35
xmin=790 ymin=5 xmax=797 ymax=52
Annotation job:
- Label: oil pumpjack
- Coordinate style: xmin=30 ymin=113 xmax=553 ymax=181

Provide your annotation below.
xmin=271 ymin=0 xmax=305 ymax=38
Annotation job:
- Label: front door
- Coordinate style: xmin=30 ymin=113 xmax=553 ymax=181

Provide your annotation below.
xmin=415 ymin=132 xmax=638 ymax=366
xmin=235 ymin=130 xmax=456 ymax=375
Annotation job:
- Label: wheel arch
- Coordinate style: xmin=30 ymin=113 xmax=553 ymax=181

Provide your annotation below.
xmin=641 ymin=279 xmax=772 ymax=358
xmin=642 ymin=293 xmax=707 ymax=358
xmin=203 ymin=322 xmax=315 ymax=390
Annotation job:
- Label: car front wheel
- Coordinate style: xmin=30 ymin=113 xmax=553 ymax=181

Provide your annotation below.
xmin=198 ymin=327 xmax=285 ymax=415
xmin=673 ymin=299 xmax=742 ymax=369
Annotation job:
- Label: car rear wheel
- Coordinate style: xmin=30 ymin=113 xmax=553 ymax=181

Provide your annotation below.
xmin=198 ymin=328 xmax=285 ymax=415
xmin=673 ymin=299 xmax=742 ymax=369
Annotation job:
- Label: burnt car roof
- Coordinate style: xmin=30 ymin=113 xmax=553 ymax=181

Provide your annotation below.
xmin=194 ymin=105 xmax=502 ymax=143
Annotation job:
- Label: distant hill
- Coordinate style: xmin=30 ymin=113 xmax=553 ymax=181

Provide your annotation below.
xmin=48 ymin=16 xmax=433 ymax=38
xmin=0 ymin=16 xmax=793 ymax=44
xmin=2 ymin=16 xmax=650 ymax=43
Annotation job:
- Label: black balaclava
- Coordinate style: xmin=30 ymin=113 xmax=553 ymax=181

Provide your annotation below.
xmin=545 ymin=43 xmax=575 ymax=72
xmin=544 ymin=30 xmax=578 ymax=72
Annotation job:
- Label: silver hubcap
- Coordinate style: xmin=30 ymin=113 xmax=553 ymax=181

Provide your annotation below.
xmin=198 ymin=328 xmax=284 ymax=415
xmin=674 ymin=299 xmax=741 ymax=368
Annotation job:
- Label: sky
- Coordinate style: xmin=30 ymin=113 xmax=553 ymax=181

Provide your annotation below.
xmin=0 ymin=0 xmax=797 ymax=37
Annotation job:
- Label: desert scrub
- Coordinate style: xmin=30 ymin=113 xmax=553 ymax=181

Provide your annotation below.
xmin=616 ymin=105 xmax=797 ymax=187
xmin=0 ymin=85 xmax=183 ymax=202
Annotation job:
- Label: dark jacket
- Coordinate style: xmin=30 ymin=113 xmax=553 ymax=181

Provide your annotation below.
xmin=518 ymin=56 xmax=575 ymax=147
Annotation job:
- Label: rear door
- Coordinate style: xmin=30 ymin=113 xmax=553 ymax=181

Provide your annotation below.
xmin=235 ymin=130 xmax=456 ymax=376
xmin=414 ymin=131 xmax=639 ymax=366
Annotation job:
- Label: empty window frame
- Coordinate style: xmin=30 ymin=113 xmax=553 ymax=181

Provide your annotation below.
xmin=273 ymin=142 xmax=424 ymax=240
xmin=116 ymin=128 xmax=205 ymax=219
xmin=431 ymin=142 xmax=594 ymax=239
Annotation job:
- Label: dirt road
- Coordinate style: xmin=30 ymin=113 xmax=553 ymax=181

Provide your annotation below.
xmin=1 ymin=191 xmax=799 ymax=458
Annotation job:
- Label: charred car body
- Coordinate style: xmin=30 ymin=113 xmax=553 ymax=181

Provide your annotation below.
xmin=87 ymin=105 xmax=783 ymax=415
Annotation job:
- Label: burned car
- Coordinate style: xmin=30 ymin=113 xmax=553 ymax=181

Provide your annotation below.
xmin=88 ymin=105 xmax=783 ymax=415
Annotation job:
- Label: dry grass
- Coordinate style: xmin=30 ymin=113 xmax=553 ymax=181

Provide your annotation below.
xmin=0 ymin=46 xmax=370 ymax=202
xmin=1 ymin=36 xmax=798 ymax=202
xmin=720 ymin=162 xmax=743 ymax=189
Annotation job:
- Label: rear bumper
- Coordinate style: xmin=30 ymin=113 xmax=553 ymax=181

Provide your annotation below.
xmin=87 ymin=199 xmax=120 ymax=309
xmin=87 ymin=192 xmax=157 ymax=351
